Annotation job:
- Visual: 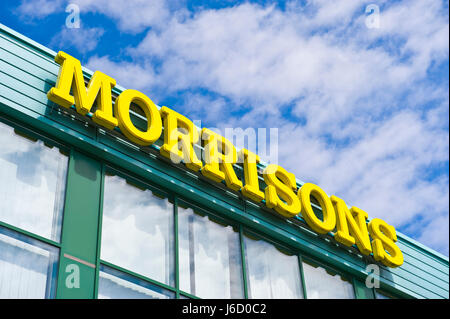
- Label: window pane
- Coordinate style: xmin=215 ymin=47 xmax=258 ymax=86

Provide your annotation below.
xmin=0 ymin=226 xmax=59 ymax=298
xmin=98 ymin=265 xmax=174 ymax=299
xmin=0 ymin=121 xmax=67 ymax=241
xmin=178 ymin=206 xmax=244 ymax=298
xmin=101 ymin=173 xmax=174 ymax=286
xmin=302 ymin=259 xmax=355 ymax=299
xmin=244 ymin=233 xmax=303 ymax=299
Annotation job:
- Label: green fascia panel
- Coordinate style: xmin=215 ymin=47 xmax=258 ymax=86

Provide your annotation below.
xmin=1 ymin=22 xmax=449 ymax=299
xmin=56 ymin=150 xmax=102 ymax=299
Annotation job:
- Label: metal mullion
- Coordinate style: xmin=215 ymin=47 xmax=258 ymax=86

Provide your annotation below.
xmin=352 ymin=278 xmax=360 ymax=299
xmin=93 ymin=163 xmax=106 ymax=299
xmin=298 ymin=255 xmax=308 ymax=299
xmin=55 ymin=149 xmax=102 ymax=298
xmin=174 ymin=197 xmax=180 ymax=299
xmin=100 ymin=259 xmax=177 ymax=293
xmin=239 ymin=226 xmax=249 ymax=299
xmin=0 ymin=221 xmax=61 ymax=249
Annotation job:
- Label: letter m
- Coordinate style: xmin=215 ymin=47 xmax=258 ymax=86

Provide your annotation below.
xmin=47 ymin=51 xmax=118 ymax=129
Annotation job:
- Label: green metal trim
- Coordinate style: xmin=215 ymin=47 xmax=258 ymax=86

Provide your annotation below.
xmin=55 ymin=149 xmax=102 ymax=299
xmin=298 ymin=255 xmax=308 ymax=299
xmin=0 ymin=220 xmax=61 ymax=249
xmin=0 ymin=23 xmax=56 ymax=60
xmin=352 ymin=278 xmax=359 ymax=299
xmin=397 ymin=232 xmax=449 ymax=264
xmin=0 ymin=23 xmax=129 ymax=94
xmin=239 ymin=226 xmax=249 ymax=299
xmin=174 ymin=197 xmax=180 ymax=299
xmin=100 ymin=260 xmax=177 ymax=293
xmin=93 ymin=164 xmax=106 ymax=299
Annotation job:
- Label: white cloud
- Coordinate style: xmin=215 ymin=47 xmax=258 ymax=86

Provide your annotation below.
xmin=418 ymin=213 xmax=450 ymax=256
xmin=15 ymin=0 xmax=65 ymax=19
xmin=73 ymin=0 xmax=170 ymax=32
xmin=16 ymin=0 xmax=170 ymax=32
xmin=86 ymin=55 xmax=156 ymax=91
xmin=50 ymin=26 xmax=104 ymax=54
xmin=102 ymin=0 xmax=448 ymax=138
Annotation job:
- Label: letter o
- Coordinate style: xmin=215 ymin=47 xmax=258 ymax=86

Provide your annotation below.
xmin=114 ymin=89 xmax=162 ymax=146
xmin=298 ymin=183 xmax=336 ymax=234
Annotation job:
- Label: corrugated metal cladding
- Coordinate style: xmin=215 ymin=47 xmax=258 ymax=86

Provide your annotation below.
xmin=0 ymin=23 xmax=448 ymax=299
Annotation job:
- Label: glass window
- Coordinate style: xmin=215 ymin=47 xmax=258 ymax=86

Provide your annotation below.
xmin=178 ymin=205 xmax=244 ymax=298
xmin=0 ymin=121 xmax=68 ymax=241
xmin=244 ymin=232 xmax=304 ymax=299
xmin=100 ymin=173 xmax=174 ymax=286
xmin=98 ymin=265 xmax=174 ymax=299
xmin=302 ymin=259 xmax=355 ymax=299
xmin=0 ymin=226 xmax=59 ymax=298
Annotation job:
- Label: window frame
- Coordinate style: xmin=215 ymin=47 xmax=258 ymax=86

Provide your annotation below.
xmin=95 ymin=164 xmax=177 ymax=298
xmin=0 ymin=115 xmax=70 ymax=244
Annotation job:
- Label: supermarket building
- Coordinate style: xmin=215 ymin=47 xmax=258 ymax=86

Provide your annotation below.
xmin=0 ymin=23 xmax=449 ymax=299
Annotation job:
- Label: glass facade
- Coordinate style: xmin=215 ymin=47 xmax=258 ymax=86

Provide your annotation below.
xmin=0 ymin=117 xmax=399 ymax=299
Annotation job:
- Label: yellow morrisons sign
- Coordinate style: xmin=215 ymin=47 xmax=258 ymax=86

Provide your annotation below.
xmin=47 ymin=51 xmax=404 ymax=268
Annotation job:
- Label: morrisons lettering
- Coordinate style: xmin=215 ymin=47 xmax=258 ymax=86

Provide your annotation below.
xmin=47 ymin=51 xmax=404 ymax=268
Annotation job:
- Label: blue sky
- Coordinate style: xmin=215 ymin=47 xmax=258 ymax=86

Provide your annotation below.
xmin=1 ymin=0 xmax=449 ymax=256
